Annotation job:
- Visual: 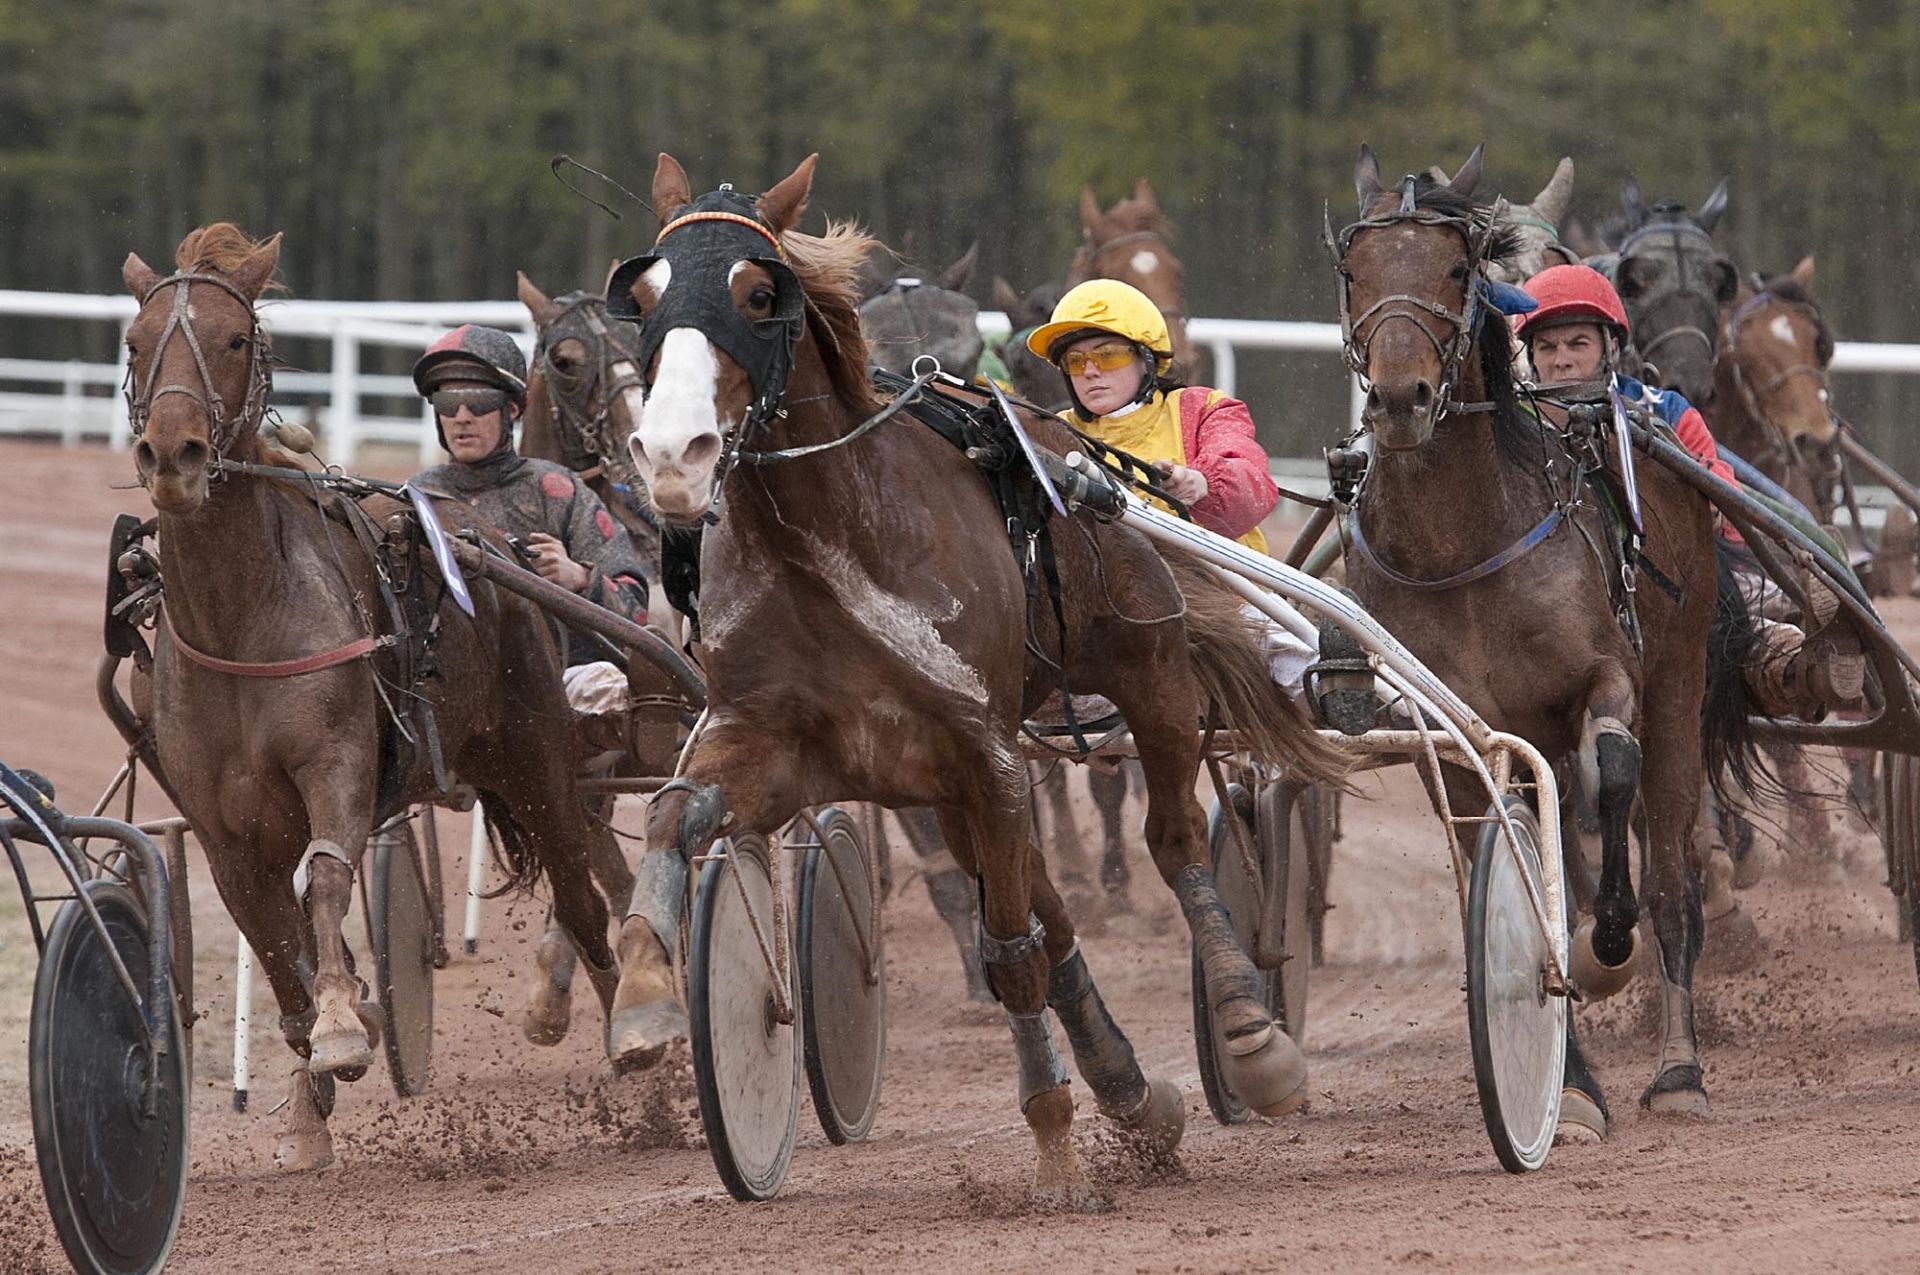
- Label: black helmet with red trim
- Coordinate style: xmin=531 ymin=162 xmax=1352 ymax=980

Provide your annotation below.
xmin=412 ymin=325 xmax=529 ymax=402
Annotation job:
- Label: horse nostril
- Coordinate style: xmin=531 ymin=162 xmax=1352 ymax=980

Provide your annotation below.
xmin=1412 ymin=380 xmax=1434 ymax=412
xmin=178 ymin=439 xmax=209 ymax=471
xmin=682 ymin=432 xmax=721 ymax=468
xmin=1365 ymin=387 xmax=1384 ymax=415
xmin=133 ymin=440 xmax=156 ymax=474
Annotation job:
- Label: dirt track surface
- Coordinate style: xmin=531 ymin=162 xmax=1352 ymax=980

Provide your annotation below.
xmin=5 ymin=437 xmax=1920 ymax=1273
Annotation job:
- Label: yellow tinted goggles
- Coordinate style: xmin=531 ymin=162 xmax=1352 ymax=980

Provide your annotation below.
xmin=1059 ymin=343 xmax=1141 ymax=376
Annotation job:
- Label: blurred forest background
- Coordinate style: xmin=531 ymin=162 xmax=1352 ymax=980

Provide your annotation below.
xmin=3 ymin=0 xmax=1917 ymax=459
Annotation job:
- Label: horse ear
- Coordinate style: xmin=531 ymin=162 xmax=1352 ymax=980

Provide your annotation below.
xmin=517 ymin=271 xmax=560 ymax=326
xmin=123 ymin=251 xmax=161 ymax=300
xmin=757 ymin=153 xmax=817 ymax=235
xmin=1446 ymin=143 xmax=1485 ymax=198
xmin=992 ymin=275 xmax=1023 ymax=316
xmin=653 ymin=153 xmax=692 ymax=224
xmin=1133 ymin=177 xmax=1159 ymax=212
xmin=1080 ymin=185 xmax=1102 ymax=239
xmin=1533 ymin=157 xmax=1575 ymax=226
xmin=1710 ymin=257 xmax=1739 ymax=305
xmin=1354 ymin=143 xmax=1384 ymax=211
xmin=1621 ymin=174 xmax=1646 ymax=222
xmin=1697 ymin=177 xmax=1730 ymax=233
xmin=230 ymin=232 xmax=283 ymax=301
xmin=937 ymin=242 xmax=979 ymax=292
xmin=1791 ymin=254 xmax=1816 ymax=290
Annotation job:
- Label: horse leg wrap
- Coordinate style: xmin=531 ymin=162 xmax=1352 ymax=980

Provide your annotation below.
xmin=1005 ymin=1007 xmax=1070 ymax=1112
xmin=1046 ymin=942 xmax=1148 ymax=1119
xmin=977 ymin=911 xmax=1046 ymax=1006
xmin=625 ymin=847 xmax=687 ymax=958
xmin=1175 ymin=863 xmax=1263 ymax=1015
xmin=292 ymin=839 xmax=353 ymax=907
xmin=1578 ymin=714 xmax=1632 ymax=805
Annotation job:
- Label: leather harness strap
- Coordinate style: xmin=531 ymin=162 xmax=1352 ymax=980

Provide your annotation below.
xmin=160 ymin=605 xmax=385 ymax=678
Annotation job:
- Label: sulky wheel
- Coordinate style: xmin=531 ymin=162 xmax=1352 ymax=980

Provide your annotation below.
xmin=1193 ymin=780 xmax=1310 ymax=1125
xmin=31 ymin=880 xmax=188 ymax=1275
xmin=796 ymin=807 xmax=887 ymax=1145
xmin=1254 ymin=778 xmax=1314 ymax=1046
xmin=689 ymin=832 xmax=800 ymax=1202
xmin=1466 ymin=797 xmax=1566 ymax=1174
xmin=367 ymin=822 xmax=435 ymax=1097
xmin=1895 ymin=755 xmax=1920 ymax=984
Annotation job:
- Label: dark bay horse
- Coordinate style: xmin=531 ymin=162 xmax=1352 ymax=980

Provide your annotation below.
xmin=1604 ymin=177 xmax=1738 ymax=407
xmin=619 ymin=153 xmax=1347 ymax=1203
xmin=1334 ymin=147 xmax=1758 ymax=1134
xmin=1070 ymin=180 xmax=1199 ymax=379
xmin=123 ymin=225 xmax=621 ymax=1170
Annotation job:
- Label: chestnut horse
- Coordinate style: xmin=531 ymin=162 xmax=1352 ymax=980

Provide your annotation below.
xmin=618 ymin=153 xmax=1346 ymax=1203
xmin=1334 ymin=147 xmax=1759 ymax=1134
xmin=1708 ymin=257 xmax=1837 ymax=517
xmin=1069 ymin=179 xmax=1199 ymax=379
xmin=123 ymin=225 xmax=621 ymax=1170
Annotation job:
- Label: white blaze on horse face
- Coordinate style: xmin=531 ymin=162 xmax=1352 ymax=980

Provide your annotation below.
xmin=1769 ymin=314 xmax=1796 ymax=347
xmin=629 ymin=327 xmax=725 ymax=516
xmin=1130 ymin=249 xmax=1160 ymax=277
xmin=798 ymin=531 xmax=987 ymax=707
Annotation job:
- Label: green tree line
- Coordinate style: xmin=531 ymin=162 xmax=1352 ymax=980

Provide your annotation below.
xmin=3 ymin=0 xmax=1917 ymax=461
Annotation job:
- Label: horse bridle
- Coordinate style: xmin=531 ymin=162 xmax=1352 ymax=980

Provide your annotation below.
xmin=124 ymin=269 xmax=272 ymax=476
xmin=1722 ymin=289 xmax=1835 ymax=449
xmin=1325 ymin=178 xmax=1504 ymax=419
xmin=536 ymin=293 xmax=645 ymax=481
xmin=1615 ymin=219 xmax=1723 ymax=371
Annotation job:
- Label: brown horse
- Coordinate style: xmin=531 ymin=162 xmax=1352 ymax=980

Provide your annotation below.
xmin=1334 ymin=146 xmax=1759 ymax=1133
xmin=123 ymin=225 xmax=621 ymax=1170
xmin=1708 ymin=256 xmax=1837 ymax=516
xmin=1069 ymin=180 xmax=1199 ymax=379
xmin=618 ymin=153 xmax=1346 ymax=1203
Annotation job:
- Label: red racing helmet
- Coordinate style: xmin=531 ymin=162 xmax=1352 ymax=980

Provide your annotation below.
xmin=1514 ymin=264 xmax=1630 ymax=341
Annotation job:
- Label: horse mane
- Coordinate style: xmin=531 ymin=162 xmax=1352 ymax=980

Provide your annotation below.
xmin=174 ymin=222 xmax=288 ymax=293
xmin=779 ymin=219 xmax=883 ymax=415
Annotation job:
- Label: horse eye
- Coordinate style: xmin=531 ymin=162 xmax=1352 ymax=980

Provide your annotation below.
xmin=228 ymin=333 xmax=248 ymax=351
xmin=1448 ymin=263 xmax=1468 ymax=282
xmin=748 ymin=288 xmax=775 ymax=312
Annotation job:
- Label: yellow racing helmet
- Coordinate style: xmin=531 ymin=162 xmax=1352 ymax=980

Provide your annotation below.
xmin=1025 ymin=279 xmax=1174 ymax=372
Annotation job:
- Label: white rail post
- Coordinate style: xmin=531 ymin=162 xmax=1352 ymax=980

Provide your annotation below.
xmin=328 ymin=327 xmax=360 ymax=465
xmin=464 ymin=807 xmax=488 ymax=954
xmin=1209 ymin=339 xmax=1237 ymax=398
xmin=233 ymin=936 xmax=255 ymax=1112
xmin=61 ymin=360 xmax=83 ymax=447
xmin=108 ymin=317 xmax=133 ymax=449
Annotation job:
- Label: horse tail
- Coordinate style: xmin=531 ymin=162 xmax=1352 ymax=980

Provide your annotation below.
xmin=1163 ymin=551 xmax=1352 ymax=789
xmin=474 ymin=789 xmax=545 ymax=898
xmin=1701 ymin=544 xmax=1771 ymax=807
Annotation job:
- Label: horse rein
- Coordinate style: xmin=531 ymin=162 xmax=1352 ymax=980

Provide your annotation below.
xmin=123 ymin=270 xmax=272 ymax=477
xmin=537 ymin=294 xmax=646 ymax=480
xmin=1325 ymin=179 xmax=1504 ymax=420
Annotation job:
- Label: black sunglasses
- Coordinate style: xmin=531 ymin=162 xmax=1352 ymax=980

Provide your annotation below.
xmin=431 ymin=387 xmax=509 ymax=418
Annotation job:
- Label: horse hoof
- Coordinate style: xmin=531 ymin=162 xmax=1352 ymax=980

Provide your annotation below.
xmin=608 ymin=998 xmax=688 ymax=1069
xmin=1641 ymin=1064 xmax=1711 ymax=1117
xmin=1554 ymin=1088 xmax=1608 ymax=1144
xmin=1110 ymin=1077 xmax=1186 ymax=1160
xmin=1219 ymin=1023 xmax=1307 ymax=1118
xmin=1702 ymin=904 xmax=1763 ymax=975
xmin=307 ymin=1025 xmax=374 ymax=1077
xmin=274 ymin=1128 xmax=335 ymax=1173
xmin=524 ymin=984 xmax=573 ymax=1046
xmin=1033 ymin=1181 xmax=1111 ymax=1214
xmin=1570 ymin=918 xmax=1640 ymax=1000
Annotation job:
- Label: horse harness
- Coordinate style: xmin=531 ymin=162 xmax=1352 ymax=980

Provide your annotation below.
xmin=1072 ymin=230 xmax=1188 ymax=323
xmin=1722 ymin=288 xmax=1837 ymax=453
xmin=123 ymin=269 xmax=273 ymax=471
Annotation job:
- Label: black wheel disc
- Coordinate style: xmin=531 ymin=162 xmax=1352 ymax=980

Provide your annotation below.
xmin=797 ymin=808 xmax=886 ymax=1145
xmin=1896 ymin=755 xmax=1920 ymax=985
xmin=30 ymin=880 xmax=188 ymax=1275
xmin=368 ymin=824 xmax=435 ymax=1097
xmin=689 ymin=834 xmax=799 ymax=1201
